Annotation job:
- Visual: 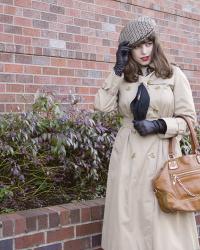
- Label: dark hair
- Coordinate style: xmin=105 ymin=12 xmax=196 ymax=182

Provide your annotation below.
xmin=123 ymin=32 xmax=173 ymax=83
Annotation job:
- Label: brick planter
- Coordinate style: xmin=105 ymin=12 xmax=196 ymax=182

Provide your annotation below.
xmin=0 ymin=198 xmax=200 ymax=250
xmin=0 ymin=198 xmax=104 ymax=250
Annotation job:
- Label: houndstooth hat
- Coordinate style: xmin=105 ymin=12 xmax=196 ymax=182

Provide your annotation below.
xmin=118 ymin=16 xmax=157 ymax=45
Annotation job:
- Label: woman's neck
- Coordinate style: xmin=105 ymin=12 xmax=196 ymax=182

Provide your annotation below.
xmin=140 ymin=65 xmax=149 ymax=76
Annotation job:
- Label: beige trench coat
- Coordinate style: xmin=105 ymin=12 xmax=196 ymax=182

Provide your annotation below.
xmin=94 ymin=65 xmax=200 ymax=250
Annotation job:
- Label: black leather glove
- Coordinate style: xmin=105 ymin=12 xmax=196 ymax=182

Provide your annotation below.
xmin=133 ymin=119 xmax=167 ymax=136
xmin=113 ymin=41 xmax=131 ymax=76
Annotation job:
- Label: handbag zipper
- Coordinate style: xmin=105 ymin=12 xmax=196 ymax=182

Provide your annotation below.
xmin=171 ymin=169 xmax=200 ymax=197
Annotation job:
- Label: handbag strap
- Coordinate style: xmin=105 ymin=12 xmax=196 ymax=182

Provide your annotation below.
xmin=168 ymin=115 xmax=199 ymax=156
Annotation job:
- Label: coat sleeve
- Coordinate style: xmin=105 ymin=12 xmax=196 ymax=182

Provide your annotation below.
xmin=158 ymin=66 xmax=197 ymax=139
xmin=94 ymin=70 xmax=123 ymax=112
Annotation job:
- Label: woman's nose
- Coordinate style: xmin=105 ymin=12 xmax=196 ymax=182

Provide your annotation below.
xmin=141 ymin=45 xmax=147 ymax=54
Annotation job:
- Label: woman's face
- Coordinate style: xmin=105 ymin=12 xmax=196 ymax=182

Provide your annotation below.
xmin=131 ymin=41 xmax=153 ymax=66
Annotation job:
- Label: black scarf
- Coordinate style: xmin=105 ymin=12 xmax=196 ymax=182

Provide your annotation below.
xmin=130 ymin=82 xmax=150 ymax=121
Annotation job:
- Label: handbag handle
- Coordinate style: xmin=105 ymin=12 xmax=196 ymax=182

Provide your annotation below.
xmin=168 ymin=115 xmax=199 ymax=157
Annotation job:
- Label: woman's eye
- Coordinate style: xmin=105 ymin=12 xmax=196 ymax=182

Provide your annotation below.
xmin=146 ymin=42 xmax=153 ymax=46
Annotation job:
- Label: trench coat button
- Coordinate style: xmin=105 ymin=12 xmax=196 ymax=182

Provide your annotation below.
xmin=147 ymin=80 xmax=151 ymax=84
xmin=148 ymin=152 xmax=155 ymax=158
xmin=153 ymin=108 xmax=158 ymax=113
xmin=126 ymin=86 xmax=131 ymax=91
xmin=131 ymin=152 xmax=136 ymax=158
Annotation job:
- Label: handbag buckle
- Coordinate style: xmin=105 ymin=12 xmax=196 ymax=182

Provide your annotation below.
xmin=168 ymin=154 xmax=178 ymax=170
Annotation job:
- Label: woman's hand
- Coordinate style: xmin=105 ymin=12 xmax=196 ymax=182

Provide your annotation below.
xmin=133 ymin=119 xmax=167 ymax=136
xmin=113 ymin=41 xmax=131 ymax=76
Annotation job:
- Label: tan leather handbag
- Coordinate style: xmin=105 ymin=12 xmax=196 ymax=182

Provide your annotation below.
xmin=152 ymin=115 xmax=200 ymax=213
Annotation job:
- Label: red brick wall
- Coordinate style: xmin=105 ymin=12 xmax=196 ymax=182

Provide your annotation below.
xmin=0 ymin=198 xmax=104 ymax=250
xmin=0 ymin=199 xmax=200 ymax=249
xmin=0 ymin=0 xmax=200 ymax=113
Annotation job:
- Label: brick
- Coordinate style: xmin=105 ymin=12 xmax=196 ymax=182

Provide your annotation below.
xmin=13 ymin=215 xmax=26 ymax=234
xmin=16 ymin=75 xmax=33 ymax=83
xmin=35 ymin=243 xmax=62 ymax=250
xmin=92 ymin=234 xmax=102 ymax=248
xmin=6 ymin=84 xmax=24 ymax=92
xmin=0 ymin=53 xmax=14 ymax=63
xmin=74 ymin=69 xmax=88 ymax=78
xmin=57 ymin=0 xmax=72 ymax=7
xmin=33 ymin=19 xmax=49 ymax=29
xmin=74 ymin=18 xmax=89 ymax=27
xmin=0 ymin=33 xmax=13 ymax=43
xmin=41 ymin=30 xmax=57 ymax=39
xmin=57 ymin=15 xmax=73 ymax=25
xmin=43 ymin=48 xmax=61 ymax=57
xmin=81 ymin=207 xmax=91 ymax=223
xmin=43 ymin=67 xmax=59 ymax=75
xmin=32 ymin=1 xmax=49 ymax=11
xmin=0 ymin=239 xmax=13 ymax=250
xmin=0 ymin=74 xmax=15 ymax=83
xmin=24 ymin=46 xmax=34 ymax=54
xmin=74 ymin=35 xmax=88 ymax=43
xmin=14 ymin=16 xmax=32 ymax=27
xmin=4 ymin=24 xmax=22 ymax=35
xmin=75 ymin=87 xmax=89 ymax=95
xmin=24 ymin=46 xmax=34 ymax=55
xmin=15 ymin=54 xmax=32 ymax=64
xmin=32 ymin=56 xmax=50 ymax=66
xmin=66 ymin=42 xmax=81 ymax=51
xmin=60 ymin=204 xmax=81 ymax=224
xmin=15 ymin=233 xmax=44 ymax=249
xmin=41 ymin=12 xmax=57 ymax=22
xmin=32 ymin=38 xmax=49 ymax=47
xmin=23 ymin=27 xmax=40 ymax=37
xmin=66 ymin=25 xmax=81 ymax=34
xmin=17 ymin=211 xmax=37 ymax=233
xmin=0 ymin=0 xmax=13 ymax=4
xmin=76 ymin=221 xmax=102 ymax=237
xmin=89 ymin=21 xmax=102 ymax=30
xmin=34 ymin=76 xmax=51 ymax=84
xmin=23 ymin=9 xmax=40 ymax=19
xmin=58 ymin=33 xmax=73 ymax=41
xmin=51 ymin=77 xmax=66 ymax=86
xmin=47 ymin=227 xmax=74 ymax=243
xmin=91 ymin=206 xmax=104 ymax=221
xmin=49 ymin=22 xmax=65 ymax=32
xmin=0 ymin=104 xmax=5 ymax=112
xmin=24 ymin=65 xmax=41 ymax=74
xmin=5 ymin=64 xmax=23 ymax=73
xmin=51 ymin=58 xmax=66 ymax=67
xmin=15 ymin=44 xmax=24 ymax=53
xmin=49 ymin=211 xmax=60 ymax=228
xmin=4 ymin=6 xmax=16 ymax=15
xmin=15 ymin=0 xmax=32 ymax=7
xmin=59 ymin=68 xmax=74 ymax=76
xmin=50 ymin=4 xmax=65 ymax=14
xmin=0 ymin=14 xmax=13 ymax=24
xmin=47 ymin=206 xmax=70 ymax=226
xmin=2 ymin=219 xmax=13 ymax=237
xmin=64 ymin=237 xmax=91 ymax=250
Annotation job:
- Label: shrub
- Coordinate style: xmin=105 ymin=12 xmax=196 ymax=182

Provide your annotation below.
xmin=0 ymin=93 xmax=121 ymax=213
xmin=0 ymin=93 xmax=199 ymax=214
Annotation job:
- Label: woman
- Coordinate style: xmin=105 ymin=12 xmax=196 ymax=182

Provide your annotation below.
xmin=94 ymin=16 xmax=199 ymax=250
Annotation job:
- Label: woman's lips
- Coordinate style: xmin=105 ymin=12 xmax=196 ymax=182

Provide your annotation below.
xmin=141 ymin=56 xmax=150 ymax=62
